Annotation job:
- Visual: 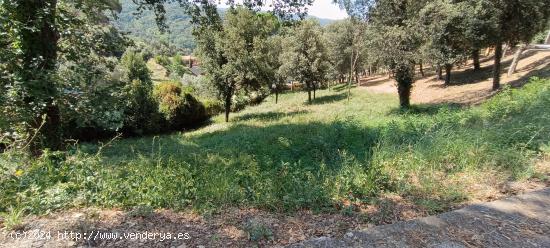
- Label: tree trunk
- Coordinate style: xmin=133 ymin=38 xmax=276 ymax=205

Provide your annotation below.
xmin=493 ymin=42 xmax=503 ymax=90
xmin=306 ymin=82 xmax=312 ymax=103
xmin=507 ymin=44 xmax=527 ymax=76
xmin=472 ymin=49 xmax=481 ymax=71
xmin=395 ymin=64 xmax=414 ymax=109
xmin=17 ymin=0 xmax=61 ymax=152
xmin=313 ymin=82 xmax=316 ymax=100
xmin=275 ymin=88 xmax=279 ymax=104
xmin=355 ymin=70 xmax=360 ymax=85
xmin=545 ymin=30 xmax=550 ymax=44
xmin=224 ymin=86 xmax=233 ymax=122
xmin=419 ymin=62 xmax=425 ymax=77
xmin=502 ymin=44 xmax=509 ymax=59
xmin=437 ymin=65 xmax=443 ymax=80
xmin=444 ymin=64 xmax=453 ymax=85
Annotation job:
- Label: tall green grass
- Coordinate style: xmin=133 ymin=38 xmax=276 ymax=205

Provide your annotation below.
xmin=1 ymin=77 xmax=549 ymax=215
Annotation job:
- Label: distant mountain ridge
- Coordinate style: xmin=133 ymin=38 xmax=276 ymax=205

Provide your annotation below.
xmin=112 ymin=0 xmax=337 ymax=52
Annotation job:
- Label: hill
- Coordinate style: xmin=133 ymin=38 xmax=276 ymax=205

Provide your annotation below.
xmin=112 ymin=0 xmax=338 ymax=52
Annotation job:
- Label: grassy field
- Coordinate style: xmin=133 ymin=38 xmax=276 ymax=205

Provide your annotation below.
xmin=1 ymin=77 xmax=550 ymax=216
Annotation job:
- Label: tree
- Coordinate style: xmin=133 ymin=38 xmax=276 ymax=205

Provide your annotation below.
xmin=325 ymin=19 xmax=354 ymax=85
xmin=483 ymin=0 xmax=550 ymax=90
xmin=418 ymin=0 xmax=470 ymax=85
xmin=279 ymin=20 xmax=330 ymax=104
xmin=461 ymin=0 xmax=499 ymax=71
xmin=0 ymin=0 xmax=127 ymax=152
xmin=265 ymin=34 xmax=286 ymax=104
xmin=325 ymin=18 xmax=368 ymax=99
xmin=368 ymin=0 xmax=426 ymax=108
xmin=1 ymin=0 xmax=311 ymax=151
xmin=195 ymin=7 xmax=277 ymax=122
xmin=118 ymin=50 xmax=160 ymax=135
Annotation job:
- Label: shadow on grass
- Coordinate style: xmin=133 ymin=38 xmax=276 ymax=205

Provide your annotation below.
xmin=310 ymin=93 xmax=348 ymax=105
xmin=52 ymin=82 xmax=550 ymax=215
xmin=234 ymin=110 xmax=309 ymax=122
xmin=388 ymin=103 xmax=463 ymax=116
xmin=332 ymin=84 xmax=358 ymax=92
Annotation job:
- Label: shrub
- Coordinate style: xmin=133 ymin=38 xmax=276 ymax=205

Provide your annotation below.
xmin=123 ymin=79 xmax=162 ymax=135
xmin=0 ymin=207 xmax=25 ymax=231
xmin=118 ymin=51 xmax=163 ymax=135
xmin=202 ymin=99 xmax=224 ymax=116
xmin=181 ymin=74 xmax=218 ymax=99
xmin=154 ymin=55 xmax=171 ymax=68
xmin=154 ymin=82 xmax=208 ymax=130
xmin=57 ymin=55 xmax=126 ymax=141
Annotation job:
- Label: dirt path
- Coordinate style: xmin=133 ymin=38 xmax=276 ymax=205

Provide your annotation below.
xmin=361 ymin=49 xmax=550 ymax=105
xmin=293 ymin=188 xmax=550 ymax=248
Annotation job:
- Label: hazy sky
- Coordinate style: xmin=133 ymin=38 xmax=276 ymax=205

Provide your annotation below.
xmin=220 ymin=0 xmax=349 ymax=20
xmin=308 ymin=0 xmax=348 ymax=20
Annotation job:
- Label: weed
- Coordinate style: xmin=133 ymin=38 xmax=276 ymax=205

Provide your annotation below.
xmin=1 ymin=77 xmax=549 ymax=217
xmin=128 ymin=205 xmax=154 ymax=218
xmin=0 ymin=207 xmax=25 ymax=231
xmin=244 ymin=219 xmax=274 ymax=242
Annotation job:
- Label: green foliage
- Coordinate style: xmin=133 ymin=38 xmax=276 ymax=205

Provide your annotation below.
xmin=244 ymin=219 xmax=274 ymax=242
xmin=279 ymin=19 xmax=330 ymax=102
xmin=155 ymin=55 xmax=171 ymax=72
xmin=58 ymin=55 xmax=126 ymax=140
xmin=3 ymin=76 xmax=549 ymax=215
xmin=486 ymin=0 xmax=550 ymax=45
xmin=368 ymin=0 xmax=428 ymax=108
xmin=202 ymin=99 xmax=224 ymax=116
xmin=154 ymin=82 xmax=208 ymax=129
xmin=154 ymin=54 xmax=192 ymax=78
xmin=118 ymin=50 xmax=162 ymax=135
xmin=532 ymin=28 xmax=550 ymax=44
xmin=325 ymin=18 xmax=369 ymax=82
xmin=195 ymin=7 xmax=279 ymax=121
xmin=0 ymin=207 xmax=25 ymax=231
xmin=113 ymin=0 xmax=196 ymax=53
xmin=169 ymin=55 xmax=192 ymax=78
xmin=418 ymin=0 xmax=471 ymax=71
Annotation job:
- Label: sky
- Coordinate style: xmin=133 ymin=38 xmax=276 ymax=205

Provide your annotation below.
xmin=307 ymin=0 xmax=348 ymax=20
xmin=220 ymin=0 xmax=349 ymax=20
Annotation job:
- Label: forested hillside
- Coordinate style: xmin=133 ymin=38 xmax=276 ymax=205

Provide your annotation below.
xmin=112 ymin=0 xmax=336 ymax=53
xmin=112 ymin=0 xmax=196 ymax=52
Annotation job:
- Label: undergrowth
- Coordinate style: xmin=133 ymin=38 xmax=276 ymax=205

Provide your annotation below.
xmin=1 ymin=77 xmax=549 ymax=216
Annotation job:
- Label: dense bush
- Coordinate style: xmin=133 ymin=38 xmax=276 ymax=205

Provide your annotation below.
xmin=54 ymin=49 xmax=212 ymax=140
xmin=232 ymin=88 xmax=271 ymax=112
xmin=202 ymin=99 xmax=224 ymax=116
xmin=58 ymin=55 xmax=126 ymax=140
xmin=118 ymin=51 xmax=163 ymax=135
xmin=154 ymin=82 xmax=209 ymax=129
xmin=531 ymin=29 xmax=549 ymax=44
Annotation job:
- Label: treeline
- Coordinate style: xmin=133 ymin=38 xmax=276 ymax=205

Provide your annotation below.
xmin=340 ymin=0 xmax=550 ymax=108
xmin=194 ymin=0 xmax=550 ymax=117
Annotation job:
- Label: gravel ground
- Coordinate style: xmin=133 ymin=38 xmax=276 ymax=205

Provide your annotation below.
xmin=293 ymin=188 xmax=550 ymax=248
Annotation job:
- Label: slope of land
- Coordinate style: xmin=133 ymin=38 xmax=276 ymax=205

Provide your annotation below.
xmin=2 ymin=55 xmax=550 ymax=246
xmin=362 ymin=49 xmax=550 ymax=105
